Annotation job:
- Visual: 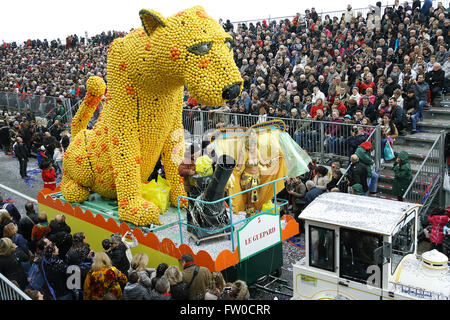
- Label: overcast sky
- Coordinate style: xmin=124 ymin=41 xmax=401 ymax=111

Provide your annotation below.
xmin=1 ymin=0 xmax=390 ymax=43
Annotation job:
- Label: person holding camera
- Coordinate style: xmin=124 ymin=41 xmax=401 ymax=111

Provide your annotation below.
xmin=107 ymin=233 xmax=130 ymax=275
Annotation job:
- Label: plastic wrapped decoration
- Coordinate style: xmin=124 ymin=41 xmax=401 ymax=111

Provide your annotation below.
xmin=195 ymin=155 xmax=213 ymax=177
xmin=141 ymin=177 xmax=171 ymax=215
xmin=261 ymin=200 xmax=280 ymax=215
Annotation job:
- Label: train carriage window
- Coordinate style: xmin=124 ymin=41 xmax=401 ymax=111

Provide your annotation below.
xmin=391 ymin=214 xmax=415 ymax=275
xmin=339 ymin=228 xmax=383 ymax=286
xmin=309 ymin=226 xmax=335 ymax=272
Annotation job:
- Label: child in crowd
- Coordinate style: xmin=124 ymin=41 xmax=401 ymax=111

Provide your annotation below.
xmin=39 ymin=159 xmax=56 ymax=191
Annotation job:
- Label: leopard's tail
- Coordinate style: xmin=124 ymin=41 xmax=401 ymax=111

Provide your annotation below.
xmin=71 ymin=76 xmax=106 ymax=137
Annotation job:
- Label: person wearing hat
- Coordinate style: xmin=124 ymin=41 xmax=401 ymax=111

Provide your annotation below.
xmin=355 ymin=141 xmax=378 ymax=195
xmin=392 ymin=151 xmax=412 ymax=202
xmin=106 ymin=233 xmax=130 ymax=275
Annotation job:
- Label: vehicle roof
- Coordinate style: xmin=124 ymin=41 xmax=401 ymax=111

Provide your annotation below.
xmin=299 ymin=193 xmax=420 ymax=235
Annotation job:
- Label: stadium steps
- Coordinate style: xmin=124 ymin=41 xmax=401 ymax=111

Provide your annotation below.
xmin=375 ymin=93 xmax=449 ymax=200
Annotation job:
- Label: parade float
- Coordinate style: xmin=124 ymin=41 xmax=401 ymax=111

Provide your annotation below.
xmin=292 ymin=192 xmax=450 ymax=300
xmin=37 ymin=6 xmax=307 ymax=284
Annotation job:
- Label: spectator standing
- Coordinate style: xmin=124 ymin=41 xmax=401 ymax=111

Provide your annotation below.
xmin=123 ymin=270 xmax=151 ymax=300
xmin=180 ymin=253 xmax=213 ymax=300
xmin=121 ymin=231 xmax=138 ymax=266
xmin=129 ymin=253 xmax=155 ymax=292
xmin=65 ymin=232 xmax=94 ymax=299
xmin=83 ymin=252 xmax=128 ymax=300
xmin=3 ymin=222 xmax=30 ymax=263
xmin=18 ymin=202 xmax=39 ymax=247
xmin=106 ymin=233 xmax=130 ymax=275
xmin=427 ymin=207 xmax=449 ymax=253
xmin=53 ymin=142 xmax=64 ymax=175
xmin=0 ymin=198 xmax=21 ymax=224
xmin=164 ymin=265 xmax=189 ymax=300
xmin=47 ymin=214 xmax=72 ymax=260
xmin=347 ymin=154 xmax=369 ymax=194
xmin=442 ymin=219 xmax=450 ymax=257
xmin=149 ymin=276 xmax=172 ymax=300
xmin=380 ymin=114 xmax=398 ymax=162
xmin=219 ymin=280 xmax=250 ymax=300
xmin=204 ymin=271 xmax=226 ymax=300
xmin=0 ymin=237 xmax=28 ymax=290
xmin=40 ymin=242 xmax=72 ymax=300
xmin=355 ymin=141 xmax=378 ymax=195
xmin=42 ymin=131 xmax=57 ymax=160
xmin=151 ymin=262 xmax=169 ymax=290
xmin=60 ymin=130 xmax=71 ymax=151
xmin=13 ymin=136 xmax=29 ymax=179
xmin=392 ymin=151 xmax=412 ymax=202
xmin=31 ymin=212 xmax=51 ymax=251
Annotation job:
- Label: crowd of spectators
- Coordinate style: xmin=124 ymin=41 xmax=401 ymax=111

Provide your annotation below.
xmin=0 ymin=31 xmax=124 ymax=103
xmin=0 ymin=201 xmax=250 ymax=300
xmin=184 ymin=0 xmax=449 ymax=141
xmin=0 ymin=110 xmax=70 ymax=179
xmin=1 ymin=1 xmax=448 ymax=123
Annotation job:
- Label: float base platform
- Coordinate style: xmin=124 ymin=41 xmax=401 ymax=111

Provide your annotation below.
xmin=37 ymin=187 xmax=299 ymax=283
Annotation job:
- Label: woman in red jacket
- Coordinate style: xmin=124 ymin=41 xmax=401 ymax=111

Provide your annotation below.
xmin=39 ymin=159 xmax=56 ymax=191
xmin=309 ymin=98 xmax=324 ymax=118
xmin=427 ymin=207 xmax=449 ymax=252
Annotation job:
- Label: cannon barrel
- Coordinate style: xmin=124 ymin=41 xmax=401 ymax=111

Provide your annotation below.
xmin=203 ymin=154 xmax=236 ymax=202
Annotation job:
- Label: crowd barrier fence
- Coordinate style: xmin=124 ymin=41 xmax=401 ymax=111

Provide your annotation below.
xmin=182 ymin=108 xmax=381 ymax=169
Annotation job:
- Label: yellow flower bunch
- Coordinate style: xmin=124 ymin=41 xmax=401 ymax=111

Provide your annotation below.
xmin=60 ymin=6 xmax=242 ymax=226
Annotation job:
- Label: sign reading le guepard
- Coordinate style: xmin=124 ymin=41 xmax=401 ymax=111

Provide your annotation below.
xmin=237 ymin=213 xmax=281 ymax=261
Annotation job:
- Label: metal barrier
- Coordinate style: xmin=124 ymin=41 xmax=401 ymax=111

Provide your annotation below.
xmin=0 ymin=91 xmax=73 ymax=124
xmin=0 ymin=273 xmax=31 ymax=300
xmin=402 ymin=130 xmax=446 ymax=225
xmin=177 ymin=176 xmax=288 ymax=252
xmin=335 ymin=126 xmax=380 ymax=190
xmin=182 ymin=108 xmax=380 ymax=167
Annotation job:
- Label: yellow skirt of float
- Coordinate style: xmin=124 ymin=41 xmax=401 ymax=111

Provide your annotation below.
xmin=37 ymin=185 xmax=299 ymax=272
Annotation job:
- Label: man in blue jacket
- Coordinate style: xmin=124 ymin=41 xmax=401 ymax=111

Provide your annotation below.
xmin=412 ymin=74 xmax=429 ymax=119
xmin=305 ymin=180 xmax=323 ymax=206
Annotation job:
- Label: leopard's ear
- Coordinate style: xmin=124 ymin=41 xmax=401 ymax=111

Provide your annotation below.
xmin=139 ymin=9 xmax=167 ymax=35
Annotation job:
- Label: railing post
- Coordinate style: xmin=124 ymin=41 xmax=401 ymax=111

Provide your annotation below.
xmin=438 ymin=130 xmax=446 ymax=207
xmin=200 ymin=110 xmax=204 ymax=141
xmin=320 ymin=121 xmax=325 ymax=163
xmin=375 ymin=125 xmax=381 ymax=171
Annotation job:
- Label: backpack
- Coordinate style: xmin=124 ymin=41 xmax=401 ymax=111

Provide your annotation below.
xmin=27 ymin=263 xmax=44 ymax=291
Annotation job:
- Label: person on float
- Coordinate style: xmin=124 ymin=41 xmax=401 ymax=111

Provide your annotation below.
xmin=235 ymin=129 xmax=279 ymax=218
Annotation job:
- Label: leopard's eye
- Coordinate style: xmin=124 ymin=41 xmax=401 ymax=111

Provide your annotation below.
xmin=187 ymin=42 xmax=213 ymax=56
